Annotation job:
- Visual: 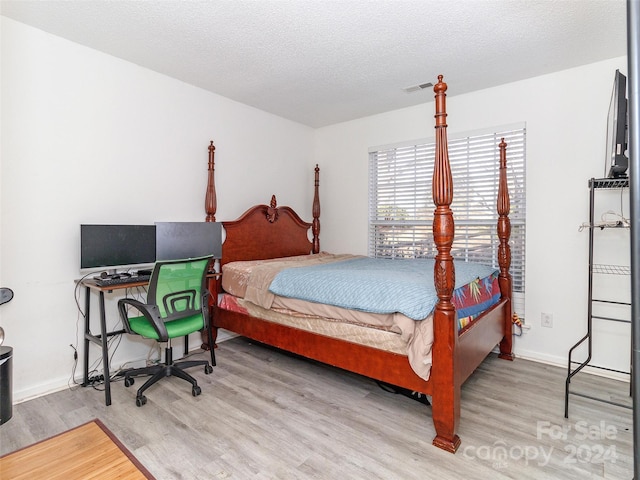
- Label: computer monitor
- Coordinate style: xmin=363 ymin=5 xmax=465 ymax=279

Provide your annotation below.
xmin=80 ymin=224 xmax=156 ymax=270
xmin=605 ymin=69 xmax=629 ymax=178
xmin=155 ymin=222 xmax=222 ymax=261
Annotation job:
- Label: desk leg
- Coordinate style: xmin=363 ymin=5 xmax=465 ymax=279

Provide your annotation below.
xmin=98 ymin=291 xmax=112 ymax=406
xmin=83 ymin=286 xmax=91 ymax=387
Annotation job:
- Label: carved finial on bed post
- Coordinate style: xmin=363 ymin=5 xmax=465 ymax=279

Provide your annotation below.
xmin=312 ymin=164 xmax=321 ymax=253
xmin=205 ymin=141 xmax=217 ymax=222
xmin=431 ymin=75 xmax=461 ymax=454
xmin=266 ymin=195 xmax=279 ymax=223
xmin=497 ymin=138 xmax=514 ymax=361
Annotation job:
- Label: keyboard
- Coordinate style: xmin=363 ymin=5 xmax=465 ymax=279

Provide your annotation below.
xmin=94 ymin=274 xmax=151 ymax=287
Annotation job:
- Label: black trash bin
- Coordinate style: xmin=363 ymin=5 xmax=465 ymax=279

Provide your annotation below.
xmin=0 ymin=346 xmax=12 ymax=424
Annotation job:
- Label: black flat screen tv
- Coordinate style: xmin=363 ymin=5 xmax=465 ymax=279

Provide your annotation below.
xmin=155 ymin=222 xmax=222 ymax=261
xmin=80 ymin=224 xmax=156 ymax=270
xmin=605 ymin=69 xmax=629 ymax=178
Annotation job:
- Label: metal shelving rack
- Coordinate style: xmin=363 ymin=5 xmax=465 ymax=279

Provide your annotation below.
xmin=565 ymin=177 xmax=631 ymax=418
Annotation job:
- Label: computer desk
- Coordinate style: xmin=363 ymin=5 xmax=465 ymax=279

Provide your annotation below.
xmin=78 ymin=272 xmax=220 ymax=406
xmin=79 ymin=278 xmax=150 ymax=406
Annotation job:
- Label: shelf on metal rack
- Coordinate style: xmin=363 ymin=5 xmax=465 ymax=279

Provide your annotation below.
xmin=592 ymin=264 xmax=631 ymax=275
xmin=589 ymin=177 xmax=630 ymax=189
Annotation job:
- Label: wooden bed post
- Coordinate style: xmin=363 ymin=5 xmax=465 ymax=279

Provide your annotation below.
xmin=430 ymin=75 xmax=461 ymax=453
xmin=312 ymin=164 xmax=321 ymax=254
xmin=204 ymin=140 xmax=219 ymax=351
xmin=497 ymin=139 xmax=515 ymax=361
xmin=205 ymin=141 xmax=217 ymax=222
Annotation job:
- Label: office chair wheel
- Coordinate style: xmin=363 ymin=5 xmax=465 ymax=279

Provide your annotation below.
xmin=192 ymin=385 xmax=202 ymax=397
xmin=124 ymin=377 xmax=135 ymax=387
xmin=136 ymin=395 xmax=147 ymax=407
xmin=204 ymin=365 xmax=213 ymax=374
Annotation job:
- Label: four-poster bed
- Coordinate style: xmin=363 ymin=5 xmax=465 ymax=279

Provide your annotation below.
xmin=203 ymin=75 xmax=514 ymax=453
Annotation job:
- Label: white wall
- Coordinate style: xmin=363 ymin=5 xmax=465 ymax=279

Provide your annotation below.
xmin=0 ymin=17 xmax=315 ymax=402
xmin=315 ymin=58 xmax=631 ymax=374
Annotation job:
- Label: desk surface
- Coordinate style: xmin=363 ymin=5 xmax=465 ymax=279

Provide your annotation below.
xmin=78 ymin=272 xmax=221 ymax=292
xmin=79 ymin=278 xmax=150 ymax=292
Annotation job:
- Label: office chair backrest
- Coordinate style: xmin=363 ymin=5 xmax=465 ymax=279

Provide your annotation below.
xmin=147 ymin=256 xmax=213 ymax=322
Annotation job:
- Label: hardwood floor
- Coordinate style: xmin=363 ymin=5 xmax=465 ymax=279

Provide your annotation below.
xmin=0 ymin=337 xmax=633 ymax=479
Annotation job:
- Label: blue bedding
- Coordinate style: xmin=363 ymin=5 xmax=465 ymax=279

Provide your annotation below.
xmin=268 ymin=257 xmax=498 ymax=321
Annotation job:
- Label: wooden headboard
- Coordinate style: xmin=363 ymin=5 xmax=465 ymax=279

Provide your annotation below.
xmin=204 ymin=142 xmax=320 ymax=268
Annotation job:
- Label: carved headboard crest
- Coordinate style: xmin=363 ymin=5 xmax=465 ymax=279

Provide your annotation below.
xmin=266 ymin=195 xmax=279 ymax=223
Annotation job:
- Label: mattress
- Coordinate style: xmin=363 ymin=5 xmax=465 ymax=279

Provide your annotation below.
xmin=219 ymin=253 xmax=500 ymax=381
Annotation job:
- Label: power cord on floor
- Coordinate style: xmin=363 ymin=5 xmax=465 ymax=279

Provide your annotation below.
xmin=375 ymin=381 xmax=431 ymax=406
xmin=67 ymin=344 xmax=80 ymax=390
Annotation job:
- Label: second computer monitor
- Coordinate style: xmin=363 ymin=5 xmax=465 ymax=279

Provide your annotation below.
xmin=155 ymin=222 xmax=222 ymax=261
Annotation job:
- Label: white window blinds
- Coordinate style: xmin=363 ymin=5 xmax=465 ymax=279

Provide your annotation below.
xmin=368 ymin=124 xmax=526 ymax=317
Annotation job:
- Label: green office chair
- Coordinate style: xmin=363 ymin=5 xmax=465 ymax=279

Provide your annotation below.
xmin=117 ymin=256 xmax=215 ymax=406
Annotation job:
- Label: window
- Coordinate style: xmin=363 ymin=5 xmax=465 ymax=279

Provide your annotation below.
xmin=368 ymin=124 xmax=526 ymax=317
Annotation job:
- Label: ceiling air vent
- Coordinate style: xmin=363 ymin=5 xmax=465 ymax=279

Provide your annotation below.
xmin=403 ymin=82 xmax=433 ymax=93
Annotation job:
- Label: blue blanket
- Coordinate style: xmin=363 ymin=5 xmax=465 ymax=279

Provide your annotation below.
xmin=268 ymin=257 xmax=498 ymax=321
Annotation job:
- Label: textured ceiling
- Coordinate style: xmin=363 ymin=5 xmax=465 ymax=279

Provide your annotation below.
xmin=1 ymin=0 xmax=628 ymax=127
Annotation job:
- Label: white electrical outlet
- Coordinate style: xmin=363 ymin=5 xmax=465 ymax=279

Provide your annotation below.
xmin=541 ymin=312 xmax=553 ymax=328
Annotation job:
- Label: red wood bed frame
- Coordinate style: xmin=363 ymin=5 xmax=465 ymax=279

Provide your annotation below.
xmin=204 ymin=75 xmax=514 ymax=453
